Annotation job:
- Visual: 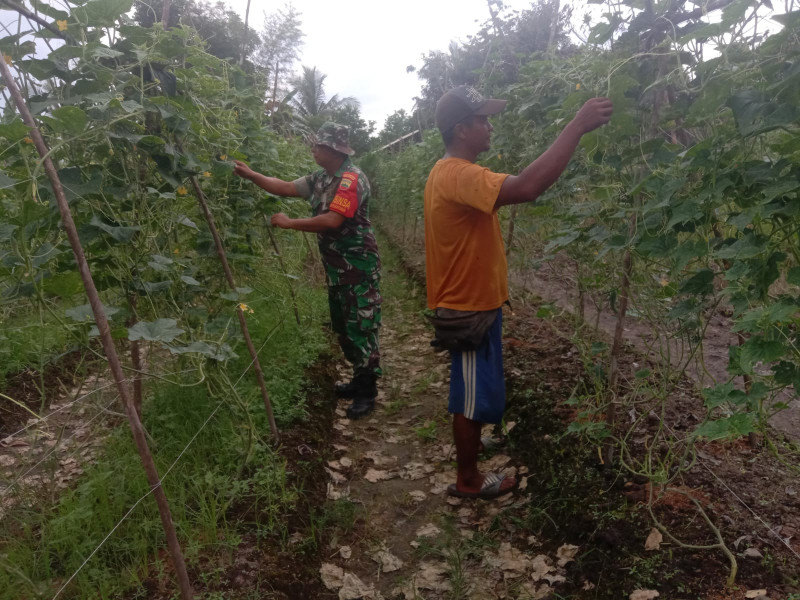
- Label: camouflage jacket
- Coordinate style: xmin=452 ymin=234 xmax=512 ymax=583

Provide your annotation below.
xmin=293 ymin=158 xmax=381 ymax=286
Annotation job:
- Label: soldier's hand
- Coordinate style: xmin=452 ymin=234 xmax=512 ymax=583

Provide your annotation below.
xmin=233 ymin=160 xmax=255 ymax=180
xmin=271 ymin=212 xmax=292 ymax=229
xmin=573 ymin=98 xmax=614 ymax=134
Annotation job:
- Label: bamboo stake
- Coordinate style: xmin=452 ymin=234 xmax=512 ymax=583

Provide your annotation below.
xmin=161 ymin=0 xmax=171 ymax=27
xmin=264 ymin=215 xmax=301 ymax=326
xmin=160 ymin=0 xmax=277 ymax=439
xmin=0 ymin=59 xmax=194 ymax=600
xmin=605 ymin=214 xmax=635 ymax=466
xmin=188 ymin=176 xmax=279 ymax=438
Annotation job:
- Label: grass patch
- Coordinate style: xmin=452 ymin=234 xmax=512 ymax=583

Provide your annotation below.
xmin=0 ymin=247 xmax=331 ymax=598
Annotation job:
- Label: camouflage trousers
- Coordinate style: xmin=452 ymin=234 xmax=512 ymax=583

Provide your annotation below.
xmin=328 ymin=278 xmax=382 ymax=378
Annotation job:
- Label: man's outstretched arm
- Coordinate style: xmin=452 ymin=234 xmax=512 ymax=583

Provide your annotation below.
xmin=234 ymin=160 xmax=299 ymax=197
xmin=495 ymin=97 xmax=613 ymax=209
xmin=271 ymin=211 xmax=345 ymax=232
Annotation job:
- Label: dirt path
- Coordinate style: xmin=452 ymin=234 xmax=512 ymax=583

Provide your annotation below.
xmin=316 ymin=256 xmax=588 ymax=600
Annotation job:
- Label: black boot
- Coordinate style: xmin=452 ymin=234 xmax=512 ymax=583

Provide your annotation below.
xmin=334 ymin=380 xmax=358 ymax=398
xmin=345 ymin=373 xmax=377 ymax=420
xmin=346 ymin=395 xmax=375 ymax=420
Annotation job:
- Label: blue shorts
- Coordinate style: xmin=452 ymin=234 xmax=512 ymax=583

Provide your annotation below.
xmin=448 ymin=309 xmax=505 ymax=424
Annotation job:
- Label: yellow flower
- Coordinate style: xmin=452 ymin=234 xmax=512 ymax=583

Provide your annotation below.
xmin=173 ymin=248 xmax=180 ymax=254
xmin=108 ymin=148 xmax=114 ymax=156
xmin=576 ymin=83 xmax=581 ymax=90
xmin=219 ymin=154 xmax=227 ymax=161
xmin=56 ymin=20 xmax=68 ymax=31
xmin=3 ymin=54 xmax=12 ymax=66
xmin=23 ymin=136 xmax=33 ymax=144
xmin=176 ymin=185 xmax=188 ymax=196
xmin=238 ymin=302 xmax=254 ymax=314
xmin=660 ymin=278 xmax=669 ymax=287
xmin=203 ymin=171 xmax=211 ymax=178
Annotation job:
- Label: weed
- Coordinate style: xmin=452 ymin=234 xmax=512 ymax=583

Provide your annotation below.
xmin=413 ymin=419 xmax=438 ymax=442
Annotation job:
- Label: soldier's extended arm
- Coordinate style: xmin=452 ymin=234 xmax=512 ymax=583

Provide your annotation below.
xmin=495 ymin=97 xmax=613 ymax=209
xmin=271 ymin=211 xmax=345 ymax=232
xmin=233 ymin=160 xmax=299 ymax=197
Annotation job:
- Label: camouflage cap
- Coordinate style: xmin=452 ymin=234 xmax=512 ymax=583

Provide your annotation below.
xmin=314 ymin=121 xmax=355 ymax=156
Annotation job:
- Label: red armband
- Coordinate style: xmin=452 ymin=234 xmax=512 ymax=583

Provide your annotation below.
xmin=328 ymin=172 xmax=359 ymax=218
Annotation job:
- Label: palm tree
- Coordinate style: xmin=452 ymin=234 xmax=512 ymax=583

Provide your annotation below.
xmin=290 ymin=66 xmax=359 ymax=126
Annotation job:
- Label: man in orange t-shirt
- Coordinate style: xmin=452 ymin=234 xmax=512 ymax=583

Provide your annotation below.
xmin=425 ymin=86 xmax=613 ymax=499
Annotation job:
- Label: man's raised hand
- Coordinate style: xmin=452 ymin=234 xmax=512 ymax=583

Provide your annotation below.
xmin=233 ymin=160 xmax=255 ymax=180
xmin=271 ymin=212 xmax=292 ymax=229
xmin=573 ymin=98 xmax=614 ymax=134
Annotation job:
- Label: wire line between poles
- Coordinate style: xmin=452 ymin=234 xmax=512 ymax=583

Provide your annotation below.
xmin=50 ymin=323 xmax=281 ymax=599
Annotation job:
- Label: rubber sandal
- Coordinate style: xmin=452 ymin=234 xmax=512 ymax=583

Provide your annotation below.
xmin=446 ymin=472 xmax=515 ymax=500
xmin=479 ymin=436 xmax=505 ymax=454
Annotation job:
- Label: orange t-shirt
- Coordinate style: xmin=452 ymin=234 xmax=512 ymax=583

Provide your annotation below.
xmin=424 ymin=158 xmax=510 ymax=311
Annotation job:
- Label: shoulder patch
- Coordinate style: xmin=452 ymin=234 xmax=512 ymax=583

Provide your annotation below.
xmin=329 ymin=172 xmax=359 ymax=219
xmin=339 ymin=171 xmax=358 ymax=190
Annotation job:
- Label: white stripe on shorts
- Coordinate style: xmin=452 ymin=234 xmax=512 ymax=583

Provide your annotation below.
xmin=462 ymin=350 xmax=476 ymax=419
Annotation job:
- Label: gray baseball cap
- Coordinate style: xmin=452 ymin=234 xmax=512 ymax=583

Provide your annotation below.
xmin=435 ymin=86 xmax=507 ymax=134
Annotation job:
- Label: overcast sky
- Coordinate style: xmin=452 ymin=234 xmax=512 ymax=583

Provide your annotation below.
xmin=227 ymin=0 xmax=548 ymax=128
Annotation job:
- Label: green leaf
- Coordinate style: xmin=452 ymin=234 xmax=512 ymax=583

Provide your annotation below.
xmin=74 ymin=0 xmax=133 ymax=26
xmin=672 ymin=239 xmax=706 ymax=273
xmin=694 ymin=413 xmax=757 ymax=441
xmin=0 ymin=119 xmax=31 ymax=142
xmin=91 ymin=46 xmax=125 ymax=59
xmin=180 ymin=275 xmax=201 ymax=286
xmin=732 ymin=302 xmax=798 ymax=333
xmin=590 ymin=342 xmax=607 ymax=356
xmin=128 ymin=318 xmax=184 ymax=343
xmin=678 ymin=269 xmax=715 ymax=296
xmin=636 ymin=233 xmax=677 ymax=258
xmin=42 ymin=272 xmax=83 ymax=298
xmin=147 ymin=254 xmax=173 ymax=272
xmin=168 ymin=341 xmax=237 ymax=361
xmin=702 ymin=383 xmax=746 ymax=409
xmin=177 ymin=215 xmax=199 ymax=230
xmin=667 ymin=200 xmax=703 ymax=230
xmin=30 ymin=1 xmax=69 ymax=20
xmin=739 ymin=337 xmax=786 ymax=373
xmin=52 ymin=106 xmax=88 ymax=135
xmin=65 ymin=303 xmax=120 ymax=322
xmin=139 ymin=280 xmax=172 ymax=293
xmin=727 ymin=90 xmax=799 ymax=137
xmin=0 ymin=223 xmax=17 ymax=241
xmin=787 ymin=267 xmax=800 ymax=286
xmin=219 ymin=286 xmax=253 ymax=301
xmin=773 ymin=361 xmax=800 ymax=389
xmin=89 ymin=215 xmax=140 ymax=243
xmin=761 ymin=180 xmax=800 ymax=203
xmin=536 ymin=304 xmax=555 ymax=319
xmin=634 ymin=368 xmax=651 ymax=379
xmin=715 ymin=236 xmax=767 ymax=260
xmin=31 ymin=242 xmax=62 ymax=267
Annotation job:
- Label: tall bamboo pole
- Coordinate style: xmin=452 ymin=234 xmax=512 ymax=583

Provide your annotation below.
xmin=239 ymin=0 xmax=251 ymax=66
xmin=264 ymin=216 xmax=301 ymax=326
xmin=0 ymin=58 xmax=194 ymax=600
xmin=158 ymin=1 xmax=279 ymax=439
xmin=188 ymin=177 xmax=279 ymax=438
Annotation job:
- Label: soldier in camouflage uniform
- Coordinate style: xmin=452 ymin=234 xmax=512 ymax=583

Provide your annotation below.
xmin=233 ymin=122 xmax=381 ymax=419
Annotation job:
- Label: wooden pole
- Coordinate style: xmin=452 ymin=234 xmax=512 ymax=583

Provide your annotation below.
xmin=189 ymin=176 xmax=279 ymax=438
xmin=265 ymin=216 xmax=301 ymax=326
xmin=161 ymin=0 xmax=171 ymax=28
xmin=0 ymin=58 xmax=194 ymax=600
xmin=161 ymin=0 xmax=277 ymax=439
xmin=239 ymin=0 xmax=251 ymax=66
